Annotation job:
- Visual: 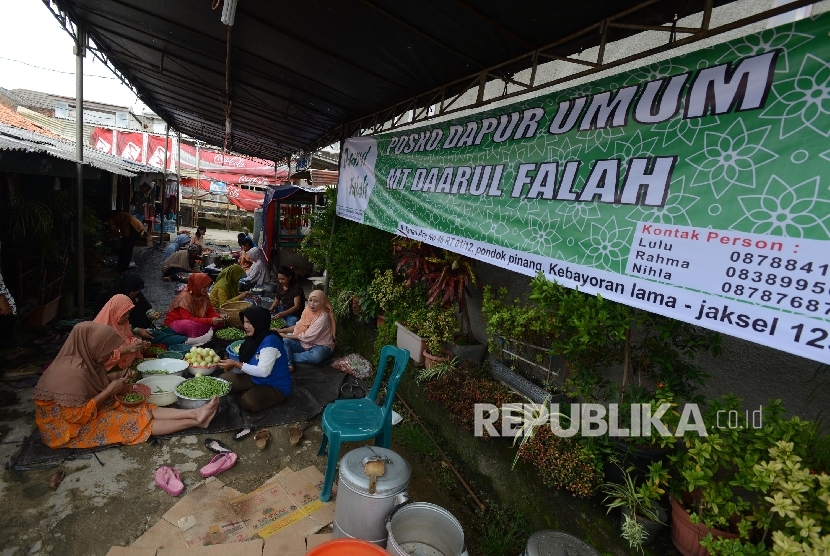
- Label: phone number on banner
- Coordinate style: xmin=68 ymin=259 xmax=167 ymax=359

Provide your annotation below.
xmin=626 ymin=224 xmax=830 ymax=323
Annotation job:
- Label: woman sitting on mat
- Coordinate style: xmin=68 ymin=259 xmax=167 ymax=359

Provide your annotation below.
xmin=161 ymin=244 xmax=202 ymax=280
xmin=93 ymin=294 xmax=149 ymax=371
xmin=164 ymin=273 xmax=224 ymax=341
xmin=162 ymin=232 xmax=191 ymax=260
xmin=240 ymin=247 xmax=268 ymax=290
xmin=191 ymin=226 xmax=211 ymax=252
xmin=33 ymin=322 xmax=219 ymax=449
xmin=269 ymin=266 xmax=304 ymax=326
xmin=278 ymin=289 xmax=335 ymax=372
xmin=218 ymin=306 xmax=291 ymax=413
xmin=209 ymin=264 xmax=250 ymax=309
xmin=96 ymin=274 xmax=189 ymax=347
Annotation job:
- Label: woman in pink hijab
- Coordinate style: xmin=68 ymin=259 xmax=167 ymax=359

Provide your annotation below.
xmin=93 ymin=294 xmax=148 ymax=370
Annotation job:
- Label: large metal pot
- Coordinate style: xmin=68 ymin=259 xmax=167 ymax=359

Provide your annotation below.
xmin=332 ymin=447 xmax=410 ymax=547
xmin=261 ymin=281 xmax=278 ymax=293
xmin=202 ymin=253 xmax=221 ymax=266
xmin=386 ymin=503 xmax=468 ymax=556
xmin=521 ymin=530 xmax=601 ymax=556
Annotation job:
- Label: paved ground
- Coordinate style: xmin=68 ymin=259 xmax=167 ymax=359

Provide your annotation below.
xmin=0 ymin=244 xmax=336 ymax=556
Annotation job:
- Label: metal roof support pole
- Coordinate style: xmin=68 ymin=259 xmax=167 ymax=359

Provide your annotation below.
xmin=323 ymin=126 xmax=345 ymax=296
xmin=702 ymin=0 xmax=714 ymax=30
xmin=176 ymin=131 xmax=182 ymax=229
xmin=161 ymin=123 xmax=169 ymax=246
xmin=597 ymin=20 xmax=609 ymax=65
xmin=195 ymin=144 xmax=201 ymax=226
xmin=75 ymin=21 xmax=85 ymax=318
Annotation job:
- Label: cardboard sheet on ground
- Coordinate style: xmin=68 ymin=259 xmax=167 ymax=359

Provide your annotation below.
xmin=160 ymin=477 xmax=251 ymax=547
xmin=229 ymin=466 xmax=335 ymax=539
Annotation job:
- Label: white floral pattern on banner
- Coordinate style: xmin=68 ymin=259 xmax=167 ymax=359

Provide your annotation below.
xmin=687 ymin=119 xmax=778 ymax=199
xmin=716 ymin=23 xmax=813 ymax=73
xmin=625 ymin=176 xmax=700 ymax=227
xmin=731 ymin=175 xmax=830 ymax=238
xmin=651 ymin=112 xmax=721 ymax=148
xmin=520 ymin=216 xmax=563 ymax=256
xmin=760 ymin=53 xmax=830 ymax=139
xmin=579 ymin=216 xmax=633 ymax=273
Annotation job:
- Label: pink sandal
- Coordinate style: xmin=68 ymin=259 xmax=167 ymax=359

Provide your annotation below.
xmin=155 ymin=466 xmax=184 ymax=496
xmin=199 ymin=452 xmax=237 ymax=477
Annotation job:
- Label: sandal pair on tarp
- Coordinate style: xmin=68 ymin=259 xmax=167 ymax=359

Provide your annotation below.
xmin=155 ymin=466 xmax=184 ymax=496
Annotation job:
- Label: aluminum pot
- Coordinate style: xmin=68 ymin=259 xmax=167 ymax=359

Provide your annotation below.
xmin=521 ymin=530 xmax=601 ymax=556
xmin=386 ymin=503 xmax=468 ymax=556
xmin=202 ymin=253 xmax=221 ymax=266
xmin=332 ymin=447 xmax=410 ymax=547
xmin=261 ymin=281 xmax=278 ymax=293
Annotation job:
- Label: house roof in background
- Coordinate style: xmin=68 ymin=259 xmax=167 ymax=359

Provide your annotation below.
xmin=0 ymin=104 xmax=62 ymax=138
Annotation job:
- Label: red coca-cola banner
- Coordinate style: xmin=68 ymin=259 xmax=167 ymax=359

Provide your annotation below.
xmin=181 ymin=178 xmax=265 ymax=212
xmin=90 ymin=127 xmax=287 ymax=183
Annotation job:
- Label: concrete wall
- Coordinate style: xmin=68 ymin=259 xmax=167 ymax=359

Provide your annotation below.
xmin=466 ymin=260 xmax=830 ymax=427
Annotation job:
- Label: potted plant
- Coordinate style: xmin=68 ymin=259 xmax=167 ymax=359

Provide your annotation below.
xmin=407 ymin=303 xmax=457 ymax=369
xmin=600 ymin=462 xmax=669 ymax=552
xmin=393 ymin=238 xmax=484 ymax=362
xmin=666 ymin=395 xmax=830 ymax=556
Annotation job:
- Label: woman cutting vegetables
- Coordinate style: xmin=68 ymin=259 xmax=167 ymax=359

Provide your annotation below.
xmin=218 ymin=306 xmax=291 ymax=413
xmin=33 ymin=322 xmax=220 ymax=448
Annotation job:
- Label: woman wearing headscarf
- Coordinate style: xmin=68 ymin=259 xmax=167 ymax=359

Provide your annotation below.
xmin=218 ymin=306 xmax=291 ymax=412
xmin=209 ymin=264 xmax=250 ymax=309
xmin=240 ymin=247 xmax=268 ymax=290
xmin=93 ymin=294 xmax=148 ymax=371
xmin=278 ymin=289 xmax=335 ymax=372
xmin=268 ymin=266 xmax=304 ymax=326
xmin=33 ymin=322 xmax=220 ymax=448
xmin=162 ymin=244 xmax=202 ymax=280
xmin=163 ymin=232 xmax=191 ymax=260
xmin=96 ymin=274 xmax=189 ymax=347
xmin=164 ymin=273 xmax=225 ymax=339
xmin=238 ymin=238 xmax=255 ymax=271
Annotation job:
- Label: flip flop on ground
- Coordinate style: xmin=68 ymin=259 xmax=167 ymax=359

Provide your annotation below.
xmin=288 ymin=424 xmax=304 ymax=446
xmin=254 ymin=429 xmax=271 ymax=450
xmin=155 ymin=466 xmax=184 ymax=496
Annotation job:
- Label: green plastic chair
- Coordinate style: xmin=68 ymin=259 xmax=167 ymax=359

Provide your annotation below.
xmin=317 ymin=345 xmax=410 ymax=502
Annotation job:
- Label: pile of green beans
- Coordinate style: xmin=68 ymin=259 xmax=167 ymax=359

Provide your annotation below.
xmin=142 ymin=369 xmax=169 ymax=375
xmin=175 ymin=377 xmax=230 ymax=399
xmin=122 ymin=393 xmax=145 ymax=403
xmin=270 ymin=318 xmax=286 ymax=330
xmin=216 ymin=327 xmax=246 ymax=340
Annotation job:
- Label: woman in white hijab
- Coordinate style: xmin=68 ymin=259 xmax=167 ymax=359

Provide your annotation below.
xmin=240 ymin=247 xmax=268 ymax=289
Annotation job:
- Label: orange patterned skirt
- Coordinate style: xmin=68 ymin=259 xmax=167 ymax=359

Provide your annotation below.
xmin=35 ymin=398 xmax=156 ymax=449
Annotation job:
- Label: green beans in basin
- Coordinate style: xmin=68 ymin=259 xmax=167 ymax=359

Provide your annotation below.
xmin=176 ymin=376 xmax=231 ymax=399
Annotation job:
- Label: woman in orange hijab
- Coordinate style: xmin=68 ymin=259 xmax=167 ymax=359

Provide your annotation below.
xmin=278 ymin=289 xmax=335 ymax=372
xmin=93 ymin=294 xmax=148 ymax=370
xmin=34 ymin=322 xmax=220 ymax=448
xmin=164 ymin=273 xmax=225 ymax=338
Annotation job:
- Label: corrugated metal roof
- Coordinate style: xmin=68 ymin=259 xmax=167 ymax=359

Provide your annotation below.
xmin=0 ymin=123 xmax=162 ymax=177
xmin=17 ymin=107 xmax=94 ymax=145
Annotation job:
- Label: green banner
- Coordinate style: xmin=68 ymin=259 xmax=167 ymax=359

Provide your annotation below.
xmin=337 ymin=14 xmax=830 ymax=364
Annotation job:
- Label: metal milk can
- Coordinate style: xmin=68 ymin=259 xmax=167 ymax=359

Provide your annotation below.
xmin=332 ymin=446 xmax=410 ymax=546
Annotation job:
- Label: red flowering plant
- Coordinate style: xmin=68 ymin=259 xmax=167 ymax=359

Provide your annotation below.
xmin=393 ymin=237 xmax=479 ymax=344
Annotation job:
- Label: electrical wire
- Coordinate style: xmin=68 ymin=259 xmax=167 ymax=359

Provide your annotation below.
xmin=0 ymin=56 xmax=120 ymax=80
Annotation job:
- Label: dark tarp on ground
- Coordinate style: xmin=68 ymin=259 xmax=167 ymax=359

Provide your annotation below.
xmin=9 ymin=365 xmax=359 ymax=471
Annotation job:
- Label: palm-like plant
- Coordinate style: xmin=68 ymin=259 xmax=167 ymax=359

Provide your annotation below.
xmin=392 ymin=237 xmax=479 ymax=337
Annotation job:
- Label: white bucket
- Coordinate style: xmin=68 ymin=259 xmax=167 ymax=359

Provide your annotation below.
xmin=386 ymin=503 xmax=468 ymax=556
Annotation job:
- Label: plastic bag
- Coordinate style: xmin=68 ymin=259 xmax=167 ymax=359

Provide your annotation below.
xmin=332 ymin=353 xmax=373 ymax=379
